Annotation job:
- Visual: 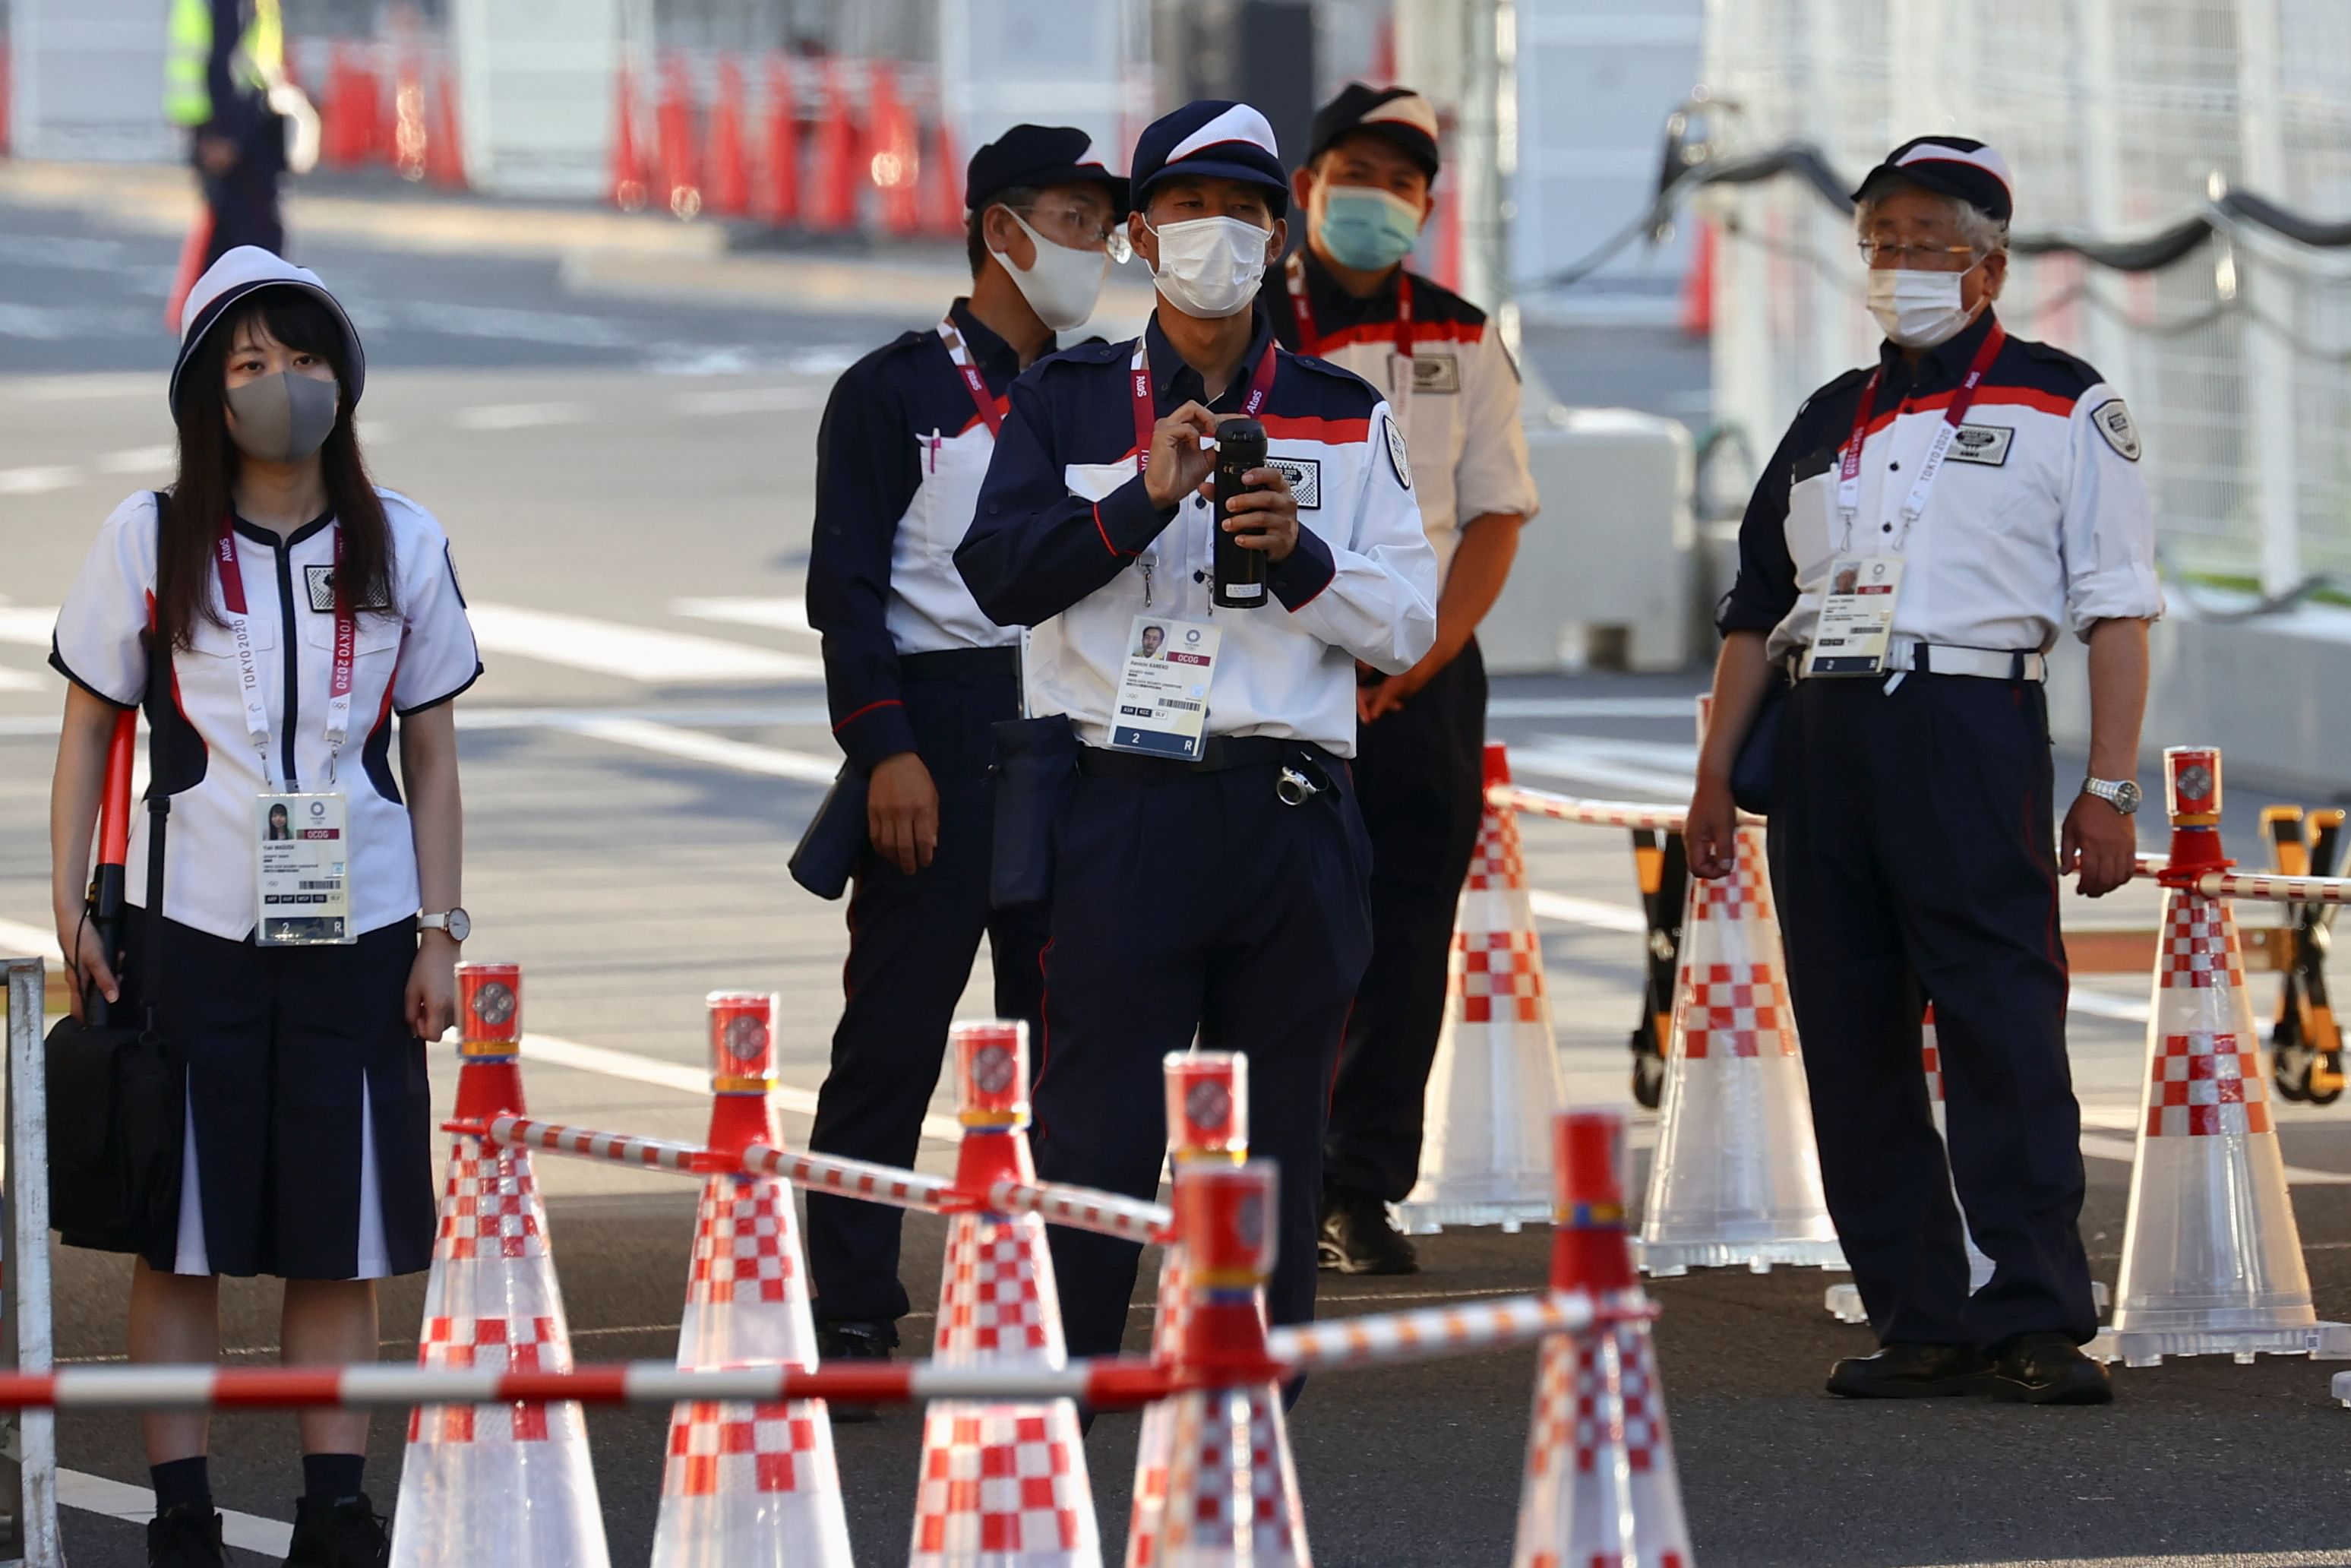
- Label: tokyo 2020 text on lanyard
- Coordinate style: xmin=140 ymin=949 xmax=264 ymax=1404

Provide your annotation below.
xmin=1805 ymin=321 xmax=2006 ymax=681
xmin=215 ymin=520 xmax=359 ymax=945
xmin=1285 ymin=252 xmax=1414 ymax=419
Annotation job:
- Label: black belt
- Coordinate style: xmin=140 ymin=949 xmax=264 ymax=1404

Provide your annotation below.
xmin=899 ymin=646 xmax=1019 ymax=681
xmin=1078 ymin=735 xmax=1341 ymax=779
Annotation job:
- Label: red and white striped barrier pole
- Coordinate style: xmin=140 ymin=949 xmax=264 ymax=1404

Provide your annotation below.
xmin=1267 ymin=1291 xmax=1599 ymax=1374
xmin=486 ymin=1116 xmax=698 ymax=1173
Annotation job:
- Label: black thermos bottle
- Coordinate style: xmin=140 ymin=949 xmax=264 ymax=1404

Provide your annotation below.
xmin=1212 ymin=416 xmax=1269 ymax=608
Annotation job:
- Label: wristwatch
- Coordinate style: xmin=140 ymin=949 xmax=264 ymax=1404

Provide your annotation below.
xmin=2083 ymin=777 xmax=2142 ymax=816
xmin=419 ymin=907 xmax=471 ymax=941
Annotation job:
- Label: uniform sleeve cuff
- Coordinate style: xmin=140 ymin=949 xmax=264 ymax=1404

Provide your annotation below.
xmin=1095 ymin=473 xmax=1177 ymax=557
xmin=47 ymin=642 xmax=137 ymax=709
xmin=836 ymin=700 xmax=920 ymax=770
xmin=1269 ymin=526 xmax=1337 ymax=612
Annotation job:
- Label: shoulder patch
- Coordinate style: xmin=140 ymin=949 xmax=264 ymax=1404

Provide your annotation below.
xmin=1382 ymin=412 xmax=1412 ymax=491
xmin=2090 ymin=397 xmax=2141 ymax=462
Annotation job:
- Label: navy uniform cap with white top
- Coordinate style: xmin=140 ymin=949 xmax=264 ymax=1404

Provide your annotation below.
xmin=956 ymin=98 xmax=1438 ymax=1361
xmin=49 ymin=245 xmax=482 ymax=1282
xmin=1717 ymin=137 xmax=2162 ymax=1357
xmin=798 ymin=123 xmax=1125 ymax=1338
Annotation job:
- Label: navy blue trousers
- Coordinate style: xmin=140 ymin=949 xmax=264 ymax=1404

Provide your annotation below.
xmin=1032 ymin=756 xmax=1375 ymax=1361
xmin=1325 ymin=640 xmax=1488 ymax=1201
xmin=804 ymin=663 xmax=1048 ymax=1329
xmin=1768 ymin=673 xmax=2098 ymax=1347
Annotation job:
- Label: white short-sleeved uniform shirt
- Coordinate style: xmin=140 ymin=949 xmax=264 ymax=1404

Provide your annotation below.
xmin=51 ymin=488 xmax=483 ymax=942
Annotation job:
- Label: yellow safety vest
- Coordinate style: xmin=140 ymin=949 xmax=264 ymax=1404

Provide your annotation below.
xmin=163 ymin=0 xmax=283 ymax=128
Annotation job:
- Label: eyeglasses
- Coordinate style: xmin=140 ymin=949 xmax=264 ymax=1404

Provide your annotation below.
xmin=1856 ymin=240 xmax=1977 ymax=268
xmin=1011 ymin=205 xmax=1133 ymax=263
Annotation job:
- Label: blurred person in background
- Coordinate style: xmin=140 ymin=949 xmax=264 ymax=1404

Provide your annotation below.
xmin=1267 ymin=84 xmax=1539 ymax=1276
xmin=49 ymin=248 xmax=481 ymax=1566
xmin=800 ymin=126 xmax=1128 ymax=1398
xmin=165 ymin=0 xmax=300 ymax=266
xmin=1689 ymin=137 xmax=2160 ymax=1407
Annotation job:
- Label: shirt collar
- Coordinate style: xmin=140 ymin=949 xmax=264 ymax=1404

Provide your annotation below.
xmin=947 ymin=298 xmax=1022 ymax=386
xmin=1877 ymin=305 xmax=2000 ymax=393
xmin=1143 ymin=302 xmax=1278 ymax=412
xmin=1291 ymin=244 xmax=1405 ymax=327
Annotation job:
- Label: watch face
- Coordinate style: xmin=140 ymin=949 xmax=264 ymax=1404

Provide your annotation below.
xmin=2115 ymin=781 xmax=2143 ymax=811
xmin=446 ymin=908 xmax=471 ymax=942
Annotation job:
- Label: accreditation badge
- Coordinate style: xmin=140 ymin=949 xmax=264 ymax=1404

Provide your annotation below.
xmin=1802 ymin=555 xmax=1905 ymax=678
xmin=1107 ymin=616 xmax=1221 ymax=760
xmin=255 ymin=792 xmax=355 ymax=946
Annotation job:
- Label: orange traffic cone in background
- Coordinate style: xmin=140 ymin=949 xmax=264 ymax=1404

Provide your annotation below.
xmin=656 ymin=51 xmax=701 ymax=219
xmin=924 ymin=114 xmax=964 ymax=238
xmin=1131 ymin=1162 xmax=1308 ymax=1567
xmin=867 ymin=60 xmax=921 ymax=236
xmin=164 ymin=213 xmax=213 ymax=334
xmin=390 ymin=964 xmax=611 ymax=1568
xmin=807 ymin=59 xmax=858 ymax=231
xmin=1637 ymin=702 xmax=1843 ymax=1277
xmin=1125 ymin=1052 xmax=1248 ymax=1566
xmin=390 ymin=52 xmax=426 ymax=181
xmin=2093 ymin=749 xmax=2351 ymax=1366
xmin=1677 ymin=219 xmax=1715 ymax=338
xmin=706 ymin=54 xmax=750 ymax=218
xmin=908 ymin=1021 xmax=1098 ymax=1566
xmin=650 ymin=991 xmax=854 ymax=1566
xmin=1513 ymin=1109 xmax=1693 ymax=1567
xmin=608 ymin=58 xmax=649 ymax=210
xmin=1398 ymin=742 xmax=1569 ymax=1234
xmin=757 ymin=54 xmax=801 ymax=225
xmin=424 ymin=58 xmax=465 ymax=189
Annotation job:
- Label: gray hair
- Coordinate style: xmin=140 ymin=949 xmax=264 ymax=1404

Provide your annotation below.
xmin=1854 ymin=188 xmax=2010 ymax=258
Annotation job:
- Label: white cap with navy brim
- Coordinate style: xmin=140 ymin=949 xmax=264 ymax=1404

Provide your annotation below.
xmin=169 ymin=246 xmax=367 ymax=416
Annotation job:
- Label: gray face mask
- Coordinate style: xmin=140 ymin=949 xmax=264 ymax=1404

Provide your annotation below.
xmin=224 ymin=371 xmax=340 ymax=463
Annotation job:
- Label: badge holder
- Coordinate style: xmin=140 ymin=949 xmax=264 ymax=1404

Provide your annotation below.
xmin=256 ymin=789 xmax=353 ymax=946
xmin=1108 ymin=615 xmax=1221 ymax=760
xmin=1800 ymin=555 xmax=1904 ymax=678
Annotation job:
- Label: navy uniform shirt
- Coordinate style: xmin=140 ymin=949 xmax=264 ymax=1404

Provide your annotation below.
xmin=806 ymin=299 xmax=1025 ymax=769
xmin=956 ymin=305 xmax=1437 ymax=758
xmin=1718 ymin=308 xmax=2162 ymax=659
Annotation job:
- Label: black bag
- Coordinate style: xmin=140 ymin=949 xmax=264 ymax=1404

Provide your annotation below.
xmin=1729 ymin=672 xmax=1790 ymax=818
xmin=988 ymin=713 xmax=1081 ymax=909
xmin=788 ymin=763 xmax=871 ymax=901
xmin=47 ymin=796 xmax=183 ymax=1253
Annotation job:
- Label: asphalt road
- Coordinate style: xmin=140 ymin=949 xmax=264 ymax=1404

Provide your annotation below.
xmin=5 ymin=175 xmax=2350 ymax=1567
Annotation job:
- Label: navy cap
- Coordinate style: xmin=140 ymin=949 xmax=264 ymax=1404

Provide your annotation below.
xmin=1851 ymin=135 xmax=2014 ymax=224
xmin=1130 ymin=100 xmax=1290 ymax=217
xmin=963 ymin=124 xmax=1129 ymax=216
xmin=1307 ymin=84 xmax=1440 ymax=179
xmin=170 ymin=246 xmax=365 ymax=416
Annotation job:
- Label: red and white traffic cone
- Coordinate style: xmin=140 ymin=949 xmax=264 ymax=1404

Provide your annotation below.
xmin=1638 ymin=702 xmax=1842 ymax=1277
xmin=650 ymin=992 xmax=853 ymax=1566
xmin=1514 ymin=1109 xmax=1692 ymax=1568
xmin=909 ymin=1021 xmax=1099 ymax=1566
xmin=807 ymin=59 xmax=859 ymax=231
xmin=656 ymin=51 xmax=701 ymax=220
xmin=757 ymin=54 xmax=801 ymax=226
xmin=608 ymin=58 xmax=649 ymax=211
xmin=706 ymin=53 xmax=750 ymax=218
xmin=391 ymin=965 xmax=610 ymax=1568
xmin=2094 ymin=750 xmax=2351 ymax=1367
xmin=1128 ymin=1161 xmax=1307 ymax=1568
xmin=1126 ymin=1052 xmax=1248 ymax=1566
xmin=1399 ymin=742 xmax=1569 ymax=1234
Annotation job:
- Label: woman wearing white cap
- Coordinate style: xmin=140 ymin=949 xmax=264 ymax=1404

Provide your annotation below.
xmin=47 ymin=247 xmax=482 ymax=1566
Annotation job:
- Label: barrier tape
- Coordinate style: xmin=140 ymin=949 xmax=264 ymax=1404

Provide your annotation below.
xmin=488 ymin=1116 xmax=698 ymax=1171
xmin=1487 ymin=785 xmax=1695 ymax=834
xmin=981 ymin=1178 xmax=1171 ymax=1244
xmin=2195 ymin=869 xmax=2351 ymax=906
xmin=744 ymin=1141 xmax=956 ymax=1212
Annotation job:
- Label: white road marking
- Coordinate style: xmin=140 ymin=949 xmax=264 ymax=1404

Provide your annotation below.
xmin=2 ymin=374 xmax=153 ymax=401
xmin=95 ymin=444 xmax=175 ymax=474
xmin=1509 ymin=735 xmax=1696 ymax=799
xmin=464 ymin=603 xmax=823 ymax=684
xmin=0 ymin=605 xmax=55 ymax=644
xmin=0 ymin=917 xmax=62 ymax=960
xmin=1527 ymin=890 xmax=1647 ymax=934
xmin=0 ymin=466 xmax=80 ymax=495
xmin=57 ymin=1468 xmax=292 ymax=1557
xmin=1486 ymin=697 xmax=1704 ymax=719
xmin=671 ymin=385 xmax=824 ymax=416
xmin=672 ymin=596 xmax=818 ymax=636
xmin=452 ymin=400 xmax=592 ymax=432
xmin=560 ymin=716 xmax=840 ymax=783
xmin=523 ymin=1032 xmax=960 ymax=1143
xmin=0 ymin=664 xmax=43 ymax=692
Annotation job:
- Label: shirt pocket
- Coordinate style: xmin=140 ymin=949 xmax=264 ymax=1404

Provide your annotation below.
xmin=911 ymin=428 xmax=997 ymax=560
xmin=299 ymin=608 xmax=403 ymax=716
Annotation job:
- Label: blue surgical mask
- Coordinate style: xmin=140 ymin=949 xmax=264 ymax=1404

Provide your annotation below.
xmin=1315 ymin=185 xmax=1424 ymax=271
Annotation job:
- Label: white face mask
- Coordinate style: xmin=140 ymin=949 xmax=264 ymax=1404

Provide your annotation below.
xmin=991 ymin=212 xmax=1111 ymax=333
xmin=1866 ymin=262 xmax=1983 ymax=348
xmin=1144 ymin=215 xmax=1273 ymax=319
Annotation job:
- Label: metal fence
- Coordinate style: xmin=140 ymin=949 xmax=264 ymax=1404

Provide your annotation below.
xmin=1700 ymin=0 xmax=2351 ymax=595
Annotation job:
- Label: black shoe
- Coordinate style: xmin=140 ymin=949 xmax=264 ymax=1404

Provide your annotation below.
xmin=1985 ymin=1332 xmax=2114 ymax=1405
xmin=815 ymin=1319 xmax=897 ymax=1423
xmin=281 ymin=1494 xmax=390 ymax=1568
xmin=1317 ymin=1184 xmax=1420 ymax=1276
xmin=147 ymin=1501 xmax=225 ymax=1568
xmin=1826 ymin=1342 xmax=1992 ymax=1399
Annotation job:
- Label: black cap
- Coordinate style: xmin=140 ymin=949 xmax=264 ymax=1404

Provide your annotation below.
xmin=964 ymin=124 xmax=1129 ymax=217
xmin=1130 ymin=100 xmax=1291 ymax=217
xmin=1850 ymin=135 xmax=2014 ymax=224
xmin=1307 ymin=84 xmax=1441 ymax=179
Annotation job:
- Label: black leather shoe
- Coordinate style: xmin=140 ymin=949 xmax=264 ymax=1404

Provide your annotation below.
xmin=147 ymin=1501 xmax=225 ymax=1568
xmin=1826 ymin=1342 xmax=1991 ymax=1399
xmin=281 ymin=1494 xmax=389 ymax=1568
xmin=815 ymin=1319 xmax=897 ymax=1423
xmin=1318 ymin=1184 xmax=1420 ymax=1276
xmin=1986 ymin=1332 xmax=2114 ymax=1405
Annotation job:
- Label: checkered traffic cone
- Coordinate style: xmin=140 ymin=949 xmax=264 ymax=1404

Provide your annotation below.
xmin=911 ymin=1021 xmax=1100 ymax=1566
xmin=651 ymin=992 xmax=853 ymax=1566
xmin=1132 ymin=1162 xmax=1308 ymax=1568
xmin=1127 ymin=1052 xmax=1250 ymax=1567
xmin=392 ymin=965 xmax=610 ymax=1568
xmin=1638 ymin=702 xmax=1842 ymax=1277
xmin=1514 ymin=1109 xmax=1692 ymax=1568
xmin=1399 ymin=742 xmax=1571 ymax=1234
xmin=2092 ymin=751 xmax=2351 ymax=1367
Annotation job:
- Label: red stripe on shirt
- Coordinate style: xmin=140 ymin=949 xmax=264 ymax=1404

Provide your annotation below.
xmin=1298 ymin=318 xmax=1487 ymax=354
xmin=833 ymin=698 xmax=905 ymax=732
xmin=1260 ymin=414 xmax=1371 ymax=443
xmin=1862 ymin=384 xmax=2078 ymax=438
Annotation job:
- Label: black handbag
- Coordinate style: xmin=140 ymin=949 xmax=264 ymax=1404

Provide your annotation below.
xmin=1729 ymin=672 xmax=1790 ymax=818
xmin=988 ymin=713 xmax=1080 ymax=909
xmin=788 ymin=763 xmax=871 ymax=901
xmin=47 ymin=794 xmax=184 ymax=1253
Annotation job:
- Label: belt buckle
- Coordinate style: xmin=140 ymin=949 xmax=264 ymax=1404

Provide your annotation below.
xmin=1276 ymin=757 xmax=1331 ymax=808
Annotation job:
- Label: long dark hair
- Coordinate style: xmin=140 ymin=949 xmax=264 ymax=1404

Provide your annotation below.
xmin=155 ymin=289 xmax=395 ymax=651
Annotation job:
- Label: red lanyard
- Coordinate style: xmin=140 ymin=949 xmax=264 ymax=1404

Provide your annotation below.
xmin=1837 ymin=319 xmax=2007 ymax=546
xmin=215 ymin=520 xmax=355 ymax=785
xmin=1284 ymin=251 xmax=1413 ymax=362
xmin=1130 ymin=336 xmax=1278 ymax=469
xmin=937 ymin=319 xmax=1002 ymax=438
